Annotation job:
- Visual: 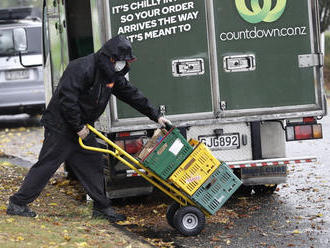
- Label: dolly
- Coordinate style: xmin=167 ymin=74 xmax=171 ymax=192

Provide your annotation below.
xmin=79 ymin=124 xmax=242 ymax=236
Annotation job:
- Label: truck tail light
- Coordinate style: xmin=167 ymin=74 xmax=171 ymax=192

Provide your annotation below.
xmin=124 ymin=139 xmax=143 ymax=154
xmin=114 ymin=131 xmax=146 ymax=155
xmin=286 ymin=124 xmax=322 ymax=141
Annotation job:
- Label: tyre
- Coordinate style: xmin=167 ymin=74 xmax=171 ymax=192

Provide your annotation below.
xmin=173 ymin=206 xmax=205 ymax=236
xmin=166 ymin=202 xmax=180 ymax=228
xmin=253 ymin=185 xmax=277 ymax=195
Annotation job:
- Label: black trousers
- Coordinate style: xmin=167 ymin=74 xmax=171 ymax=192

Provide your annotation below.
xmin=10 ymin=129 xmax=110 ymax=209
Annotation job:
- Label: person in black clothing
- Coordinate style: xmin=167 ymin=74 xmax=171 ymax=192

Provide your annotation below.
xmin=6 ymin=35 xmax=171 ymax=221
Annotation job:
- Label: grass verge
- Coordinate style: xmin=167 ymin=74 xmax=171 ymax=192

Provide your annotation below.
xmin=0 ymin=160 xmax=150 ymax=248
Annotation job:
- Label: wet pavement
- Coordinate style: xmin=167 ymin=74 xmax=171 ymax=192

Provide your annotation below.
xmin=0 ymin=112 xmax=329 ymax=247
xmin=0 ymin=114 xmax=42 ymax=166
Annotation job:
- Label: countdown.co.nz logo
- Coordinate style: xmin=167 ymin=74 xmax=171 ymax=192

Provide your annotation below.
xmin=235 ymin=0 xmax=287 ymax=24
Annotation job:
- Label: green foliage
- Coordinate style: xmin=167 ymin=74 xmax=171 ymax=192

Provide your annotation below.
xmin=319 ymin=0 xmax=330 ymax=33
xmin=325 ymin=32 xmax=330 ymax=54
xmin=0 ymin=0 xmax=41 ymax=9
xmin=325 ymin=32 xmax=330 ymax=68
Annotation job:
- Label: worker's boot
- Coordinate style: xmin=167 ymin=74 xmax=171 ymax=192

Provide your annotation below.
xmin=6 ymin=200 xmax=37 ymax=218
xmin=92 ymin=206 xmax=126 ymax=222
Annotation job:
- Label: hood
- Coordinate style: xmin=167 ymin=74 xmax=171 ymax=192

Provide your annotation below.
xmin=95 ymin=35 xmax=133 ymax=82
xmin=99 ymin=35 xmax=136 ymax=61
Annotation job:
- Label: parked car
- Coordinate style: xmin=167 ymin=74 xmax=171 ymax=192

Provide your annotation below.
xmin=0 ymin=7 xmax=45 ymax=116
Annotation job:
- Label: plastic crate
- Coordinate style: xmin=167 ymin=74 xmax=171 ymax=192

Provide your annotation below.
xmin=169 ymin=143 xmax=220 ymax=196
xmin=191 ymin=164 xmax=242 ymax=215
xmin=142 ymin=128 xmax=194 ymax=180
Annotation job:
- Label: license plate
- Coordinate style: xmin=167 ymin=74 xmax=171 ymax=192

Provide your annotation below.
xmin=198 ymin=133 xmax=240 ymax=150
xmin=241 ymin=165 xmax=287 ymax=179
xmin=5 ymin=70 xmax=30 ymax=80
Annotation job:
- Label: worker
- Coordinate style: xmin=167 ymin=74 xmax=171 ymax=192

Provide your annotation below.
xmin=6 ymin=35 xmax=171 ymax=222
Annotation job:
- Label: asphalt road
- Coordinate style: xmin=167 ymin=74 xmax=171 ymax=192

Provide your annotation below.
xmin=0 ymin=113 xmax=329 ymax=248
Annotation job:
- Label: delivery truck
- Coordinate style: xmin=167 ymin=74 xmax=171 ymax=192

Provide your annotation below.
xmin=42 ymin=0 xmax=326 ymax=198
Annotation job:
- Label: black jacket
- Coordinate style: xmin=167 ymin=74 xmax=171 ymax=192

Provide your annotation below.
xmin=41 ymin=37 xmax=160 ymax=135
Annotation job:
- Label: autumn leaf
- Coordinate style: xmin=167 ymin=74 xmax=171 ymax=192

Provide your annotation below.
xmin=75 ymin=242 xmax=89 ymax=247
xmin=292 ymin=230 xmax=302 ymax=234
xmin=6 ymin=218 xmax=15 ymax=223
xmin=63 ymin=234 xmax=71 ymax=241
xmin=156 ymin=203 xmax=167 ymax=208
xmin=117 ymin=220 xmax=132 ymax=225
xmin=16 ymin=236 xmax=25 ymax=241
xmin=58 ymin=180 xmax=70 ymax=187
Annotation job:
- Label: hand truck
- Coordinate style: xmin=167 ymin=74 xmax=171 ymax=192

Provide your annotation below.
xmin=79 ymin=124 xmax=210 ymax=236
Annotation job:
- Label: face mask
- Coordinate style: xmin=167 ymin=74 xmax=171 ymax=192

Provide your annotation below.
xmin=114 ymin=61 xmax=126 ymax=72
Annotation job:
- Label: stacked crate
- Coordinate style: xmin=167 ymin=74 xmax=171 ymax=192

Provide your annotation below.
xmin=139 ymin=128 xmax=242 ymax=215
xmin=140 ymin=128 xmax=194 ymax=180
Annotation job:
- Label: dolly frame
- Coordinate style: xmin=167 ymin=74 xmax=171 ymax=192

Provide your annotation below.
xmin=79 ymin=124 xmax=210 ymax=217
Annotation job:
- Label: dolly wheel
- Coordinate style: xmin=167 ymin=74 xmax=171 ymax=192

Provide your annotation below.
xmin=173 ymin=206 xmax=205 ymax=236
xmin=166 ymin=202 xmax=180 ymax=228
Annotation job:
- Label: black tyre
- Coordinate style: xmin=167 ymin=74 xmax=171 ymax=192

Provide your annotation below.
xmin=253 ymin=185 xmax=277 ymax=195
xmin=173 ymin=206 xmax=205 ymax=236
xmin=166 ymin=202 xmax=180 ymax=228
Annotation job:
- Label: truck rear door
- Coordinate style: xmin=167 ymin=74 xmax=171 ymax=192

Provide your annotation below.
xmin=107 ymin=0 xmax=213 ymax=123
xmin=212 ymin=0 xmax=324 ymax=117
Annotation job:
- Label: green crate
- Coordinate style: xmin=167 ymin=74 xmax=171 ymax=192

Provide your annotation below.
xmin=191 ymin=163 xmax=242 ymax=215
xmin=142 ymin=128 xmax=193 ymax=180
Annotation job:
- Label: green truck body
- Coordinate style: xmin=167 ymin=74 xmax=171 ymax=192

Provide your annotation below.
xmin=42 ymin=0 xmax=326 ymax=198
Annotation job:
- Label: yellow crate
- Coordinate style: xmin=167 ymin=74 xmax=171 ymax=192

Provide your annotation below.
xmin=169 ymin=142 xmax=221 ymax=196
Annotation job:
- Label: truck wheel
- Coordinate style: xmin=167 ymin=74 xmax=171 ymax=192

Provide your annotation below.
xmin=173 ymin=206 xmax=205 ymax=236
xmin=166 ymin=202 xmax=180 ymax=228
xmin=253 ymin=185 xmax=277 ymax=195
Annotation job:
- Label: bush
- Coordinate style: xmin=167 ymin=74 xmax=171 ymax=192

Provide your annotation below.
xmin=325 ymin=32 xmax=330 ymax=68
xmin=326 ymin=32 xmax=330 ymax=54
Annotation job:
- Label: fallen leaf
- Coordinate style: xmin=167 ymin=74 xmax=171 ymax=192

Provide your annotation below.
xmin=117 ymin=220 xmax=132 ymax=225
xmin=63 ymin=234 xmax=71 ymax=241
xmin=6 ymin=218 xmax=15 ymax=223
xmin=58 ymin=180 xmax=70 ymax=187
xmin=292 ymin=230 xmax=302 ymax=234
xmin=16 ymin=236 xmax=24 ymax=241
xmin=75 ymin=242 xmax=89 ymax=247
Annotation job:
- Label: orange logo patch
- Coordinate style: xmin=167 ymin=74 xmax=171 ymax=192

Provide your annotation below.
xmin=106 ymin=82 xmax=115 ymax=88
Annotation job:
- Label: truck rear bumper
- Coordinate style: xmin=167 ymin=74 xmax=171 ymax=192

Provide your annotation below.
xmin=228 ymin=157 xmax=317 ymax=185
